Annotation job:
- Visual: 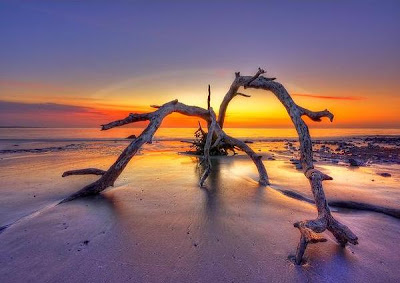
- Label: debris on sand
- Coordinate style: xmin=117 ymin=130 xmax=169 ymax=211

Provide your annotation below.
xmin=348 ymin=158 xmax=364 ymax=167
xmin=380 ymin=173 xmax=392 ymax=177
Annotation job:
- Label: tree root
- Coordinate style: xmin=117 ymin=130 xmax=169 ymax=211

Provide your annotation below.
xmin=292 ymin=222 xmax=327 ymax=264
xmin=293 ymin=214 xmax=358 ymax=265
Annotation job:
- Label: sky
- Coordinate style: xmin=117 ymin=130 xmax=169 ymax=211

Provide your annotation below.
xmin=1 ymin=0 xmax=399 ymax=128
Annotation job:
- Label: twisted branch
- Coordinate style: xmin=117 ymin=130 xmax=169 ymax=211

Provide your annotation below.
xmin=231 ymin=68 xmax=357 ymax=264
xmin=101 ymin=112 xmax=153 ymax=130
xmin=60 ymin=67 xmax=357 ymax=265
xmin=244 ymin=67 xmax=265 ymax=88
xmin=299 ymin=106 xmax=334 ymax=122
xmin=62 ymin=98 xmax=269 ymax=202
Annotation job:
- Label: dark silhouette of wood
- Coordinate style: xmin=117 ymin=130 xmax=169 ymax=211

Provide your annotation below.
xmin=207 ymin=84 xmax=211 ymax=110
xmin=62 ymin=168 xmax=106 ymax=177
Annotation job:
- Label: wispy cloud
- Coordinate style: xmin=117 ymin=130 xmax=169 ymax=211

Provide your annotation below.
xmin=0 ymin=100 xmax=124 ymax=127
xmin=0 ymin=79 xmax=60 ymax=90
xmin=292 ymin=93 xmax=366 ymax=100
xmin=0 ymin=100 xmax=100 ymax=114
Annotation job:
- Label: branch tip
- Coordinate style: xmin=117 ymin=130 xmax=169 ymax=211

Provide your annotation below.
xmin=236 ymin=92 xmax=251 ymax=98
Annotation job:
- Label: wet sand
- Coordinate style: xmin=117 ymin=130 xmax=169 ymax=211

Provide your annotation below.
xmin=0 ymin=142 xmax=399 ymax=282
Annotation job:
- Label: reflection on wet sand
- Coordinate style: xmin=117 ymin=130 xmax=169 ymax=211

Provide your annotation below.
xmin=1 ymin=148 xmax=400 ymax=282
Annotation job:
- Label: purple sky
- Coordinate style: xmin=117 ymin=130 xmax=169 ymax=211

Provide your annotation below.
xmin=1 ymin=1 xmax=399 ymax=127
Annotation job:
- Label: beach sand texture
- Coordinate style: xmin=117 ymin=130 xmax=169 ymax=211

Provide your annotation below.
xmin=0 ymin=141 xmax=399 ymax=282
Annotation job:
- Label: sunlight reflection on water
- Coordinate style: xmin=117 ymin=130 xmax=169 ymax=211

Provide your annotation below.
xmin=1 ymin=127 xmax=400 ymax=141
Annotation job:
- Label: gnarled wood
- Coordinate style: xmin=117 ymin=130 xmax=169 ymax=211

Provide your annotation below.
xmin=61 ymin=67 xmax=357 ymax=265
xmin=62 ymin=98 xmax=269 ymax=202
xmin=213 ymin=124 xmax=269 ymax=186
xmin=199 ymin=108 xmax=217 ymax=187
xmin=228 ymin=69 xmax=357 ymax=264
xmin=217 ymin=68 xmax=275 ymax=129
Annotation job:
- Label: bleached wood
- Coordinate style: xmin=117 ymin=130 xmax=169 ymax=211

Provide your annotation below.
xmin=61 ymin=67 xmax=357 ymax=265
xmin=62 ymin=99 xmax=269 ymax=202
xmin=199 ymin=108 xmax=216 ymax=187
xmin=228 ymin=69 xmax=357 ymax=264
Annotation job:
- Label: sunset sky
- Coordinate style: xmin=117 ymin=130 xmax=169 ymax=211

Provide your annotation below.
xmin=1 ymin=1 xmax=399 ymax=128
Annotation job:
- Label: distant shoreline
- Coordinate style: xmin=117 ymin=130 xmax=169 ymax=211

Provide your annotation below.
xmin=1 ymin=126 xmax=400 ymax=130
xmin=0 ymin=126 xmax=47 ymax=129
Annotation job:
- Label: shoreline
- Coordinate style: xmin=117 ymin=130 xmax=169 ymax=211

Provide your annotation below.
xmin=0 ymin=148 xmax=399 ymax=282
xmin=2 ymin=135 xmax=399 ymax=164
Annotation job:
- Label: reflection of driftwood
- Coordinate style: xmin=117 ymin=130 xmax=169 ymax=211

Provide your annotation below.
xmin=61 ymin=68 xmax=357 ymax=265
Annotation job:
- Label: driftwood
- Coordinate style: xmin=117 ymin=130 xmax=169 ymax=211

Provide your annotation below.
xmin=61 ymin=68 xmax=358 ymax=265
xmin=221 ymin=69 xmax=357 ymax=264
xmin=61 ymin=97 xmax=268 ymax=202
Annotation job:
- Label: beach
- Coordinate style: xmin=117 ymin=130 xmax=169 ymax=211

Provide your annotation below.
xmin=2 ymin=0 xmax=399 ymax=281
xmin=0 ymin=130 xmax=400 ymax=282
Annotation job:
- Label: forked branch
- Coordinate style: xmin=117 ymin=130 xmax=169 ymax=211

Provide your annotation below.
xmin=62 ymin=98 xmax=269 ymax=202
xmin=61 ymin=67 xmax=357 ymax=265
xmin=228 ymin=69 xmax=357 ymax=264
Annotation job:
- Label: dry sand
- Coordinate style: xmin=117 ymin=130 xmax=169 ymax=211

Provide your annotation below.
xmin=0 ymin=143 xmax=399 ymax=282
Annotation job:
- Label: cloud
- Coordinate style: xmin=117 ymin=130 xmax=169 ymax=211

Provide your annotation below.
xmin=0 ymin=100 xmax=123 ymax=127
xmin=292 ymin=93 xmax=365 ymax=100
xmin=0 ymin=100 xmax=101 ymax=114
xmin=0 ymin=79 xmax=62 ymax=91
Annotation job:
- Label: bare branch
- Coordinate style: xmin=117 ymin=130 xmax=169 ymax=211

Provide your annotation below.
xmin=61 ymin=98 xmax=270 ymax=202
xmin=102 ymin=99 xmax=180 ymax=130
xmin=299 ymin=106 xmax=334 ymax=122
xmin=61 ymin=68 xmax=356 ymax=265
xmin=293 ymin=221 xmax=327 ymax=264
xmin=231 ymin=70 xmax=357 ymax=264
xmin=217 ymin=68 xmax=274 ymax=129
xmin=213 ymin=124 xmax=269 ymax=186
xmin=236 ymin=92 xmax=251 ymax=98
xmin=207 ymin=84 xmax=211 ymax=110
xmin=101 ymin=113 xmax=152 ymax=130
xmin=244 ymin=67 xmax=265 ymax=88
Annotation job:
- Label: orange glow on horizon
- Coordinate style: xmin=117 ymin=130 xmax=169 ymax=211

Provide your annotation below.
xmin=1 ymin=78 xmax=400 ymax=128
xmin=1 ymin=91 xmax=400 ymax=128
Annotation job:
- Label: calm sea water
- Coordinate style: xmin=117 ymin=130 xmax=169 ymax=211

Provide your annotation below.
xmin=1 ymin=127 xmax=399 ymax=141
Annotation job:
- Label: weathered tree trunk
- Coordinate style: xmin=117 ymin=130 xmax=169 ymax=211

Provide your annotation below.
xmin=61 ymin=68 xmax=358 ymax=265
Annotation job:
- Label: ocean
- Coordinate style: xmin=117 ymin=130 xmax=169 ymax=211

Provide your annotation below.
xmin=1 ymin=127 xmax=400 ymax=142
